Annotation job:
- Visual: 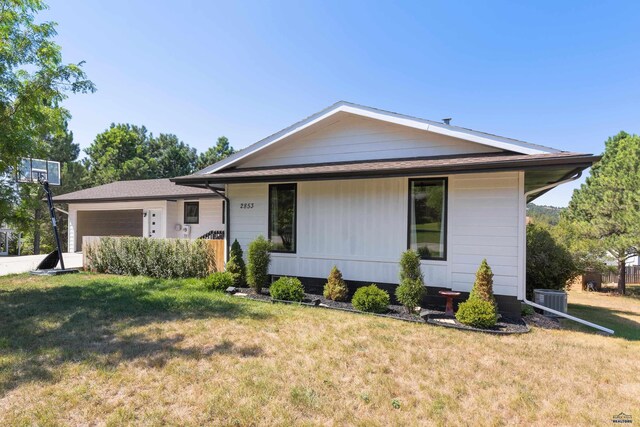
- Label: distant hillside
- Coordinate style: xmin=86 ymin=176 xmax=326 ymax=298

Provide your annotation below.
xmin=526 ymin=203 xmax=565 ymax=226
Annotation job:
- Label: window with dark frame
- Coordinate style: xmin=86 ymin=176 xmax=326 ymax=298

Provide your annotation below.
xmin=408 ymin=178 xmax=447 ymax=260
xmin=268 ymin=183 xmax=296 ymax=253
xmin=184 ymin=201 xmax=199 ymax=224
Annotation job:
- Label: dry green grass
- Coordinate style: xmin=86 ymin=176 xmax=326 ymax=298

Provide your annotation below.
xmin=563 ymin=283 xmax=640 ymax=340
xmin=0 ymin=273 xmax=638 ymax=426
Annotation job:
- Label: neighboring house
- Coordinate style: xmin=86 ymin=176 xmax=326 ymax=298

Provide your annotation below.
xmin=173 ymin=101 xmax=599 ymax=316
xmin=53 ymin=178 xmax=225 ymax=252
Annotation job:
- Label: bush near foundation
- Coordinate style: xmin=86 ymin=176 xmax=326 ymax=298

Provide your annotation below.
xmin=270 ymin=277 xmax=305 ymax=301
xmin=247 ymin=235 xmax=271 ymax=293
xmin=323 ymin=266 xmax=349 ymax=301
xmin=352 ymin=285 xmax=390 ymax=313
xmin=226 ymin=239 xmax=246 ymax=287
xmin=396 ymin=250 xmax=425 ymax=313
xmin=85 ymin=237 xmax=215 ymax=278
xmin=455 ymin=298 xmax=497 ymax=328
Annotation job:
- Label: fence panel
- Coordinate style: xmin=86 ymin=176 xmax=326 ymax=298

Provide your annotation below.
xmin=602 ymin=266 xmax=640 ymax=284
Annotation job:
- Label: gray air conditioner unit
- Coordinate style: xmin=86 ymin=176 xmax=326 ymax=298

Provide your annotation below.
xmin=533 ymin=289 xmax=568 ymax=317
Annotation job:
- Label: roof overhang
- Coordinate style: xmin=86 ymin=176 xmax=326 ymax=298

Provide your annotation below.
xmin=173 ymin=153 xmax=599 ymax=187
xmin=53 ymin=193 xmax=222 ymax=204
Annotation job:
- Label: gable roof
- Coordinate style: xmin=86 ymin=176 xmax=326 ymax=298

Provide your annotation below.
xmin=197 ymin=101 xmax=561 ymax=176
xmin=52 ymin=178 xmax=222 ymax=203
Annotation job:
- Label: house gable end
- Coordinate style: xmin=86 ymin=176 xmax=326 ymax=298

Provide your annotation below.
xmin=202 ymin=101 xmax=561 ymax=174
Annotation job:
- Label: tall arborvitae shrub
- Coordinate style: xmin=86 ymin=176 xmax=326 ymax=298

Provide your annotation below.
xmin=247 ymin=235 xmax=271 ymax=293
xmin=225 ymin=239 xmax=246 ymax=287
xmin=396 ymin=250 xmax=425 ymax=313
xmin=469 ymin=259 xmax=496 ymax=308
xmin=323 ymin=266 xmax=349 ymax=301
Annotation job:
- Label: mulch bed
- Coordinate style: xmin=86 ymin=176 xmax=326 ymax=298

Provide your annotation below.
xmin=425 ymin=313 xmax=530 ymax=334
xmin=232 ymin=287 xmax=531 ymax=333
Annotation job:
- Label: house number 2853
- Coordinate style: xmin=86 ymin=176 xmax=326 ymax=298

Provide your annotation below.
xmin=240 ymin=203 xmax=254 ymax=209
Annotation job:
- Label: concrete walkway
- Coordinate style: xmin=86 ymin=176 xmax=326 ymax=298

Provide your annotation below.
xmin=0 ymin=253 xmax=83 ymax=276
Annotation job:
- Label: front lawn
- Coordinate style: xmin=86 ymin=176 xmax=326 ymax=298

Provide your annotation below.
xmin=563 ymin=284 xmax=640 ymax=340
xmin=0 ymin=273 xmax=638 ymax=425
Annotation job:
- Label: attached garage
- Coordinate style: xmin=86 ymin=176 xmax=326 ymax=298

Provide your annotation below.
xmin=52 ymin=178 xmax=225 ymax=253
xmin=76 ymin=209 xmax=143 ymax=251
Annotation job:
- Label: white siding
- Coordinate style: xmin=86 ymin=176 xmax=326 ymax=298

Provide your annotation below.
xmin=448 ymin=172 xmax=521 ymax=297
xmin=68 ymin=198 xmax=224 ymax=252
xmin=228 ymin=172 xmax=524 ymax=297
xmin=171 ymin=198 xmax=224 ymax=239
xmin=237 ymin=113 xmax=501 ymax=168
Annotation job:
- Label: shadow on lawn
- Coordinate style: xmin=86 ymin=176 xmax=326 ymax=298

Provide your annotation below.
xmin=565 ymin=302 xmax=640 ymax=341
xmin=0 ymin=278 xmax=270 ymax=394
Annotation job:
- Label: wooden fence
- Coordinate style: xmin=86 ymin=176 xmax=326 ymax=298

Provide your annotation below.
xmin=602 ymin=266 xmax=640 ymax=284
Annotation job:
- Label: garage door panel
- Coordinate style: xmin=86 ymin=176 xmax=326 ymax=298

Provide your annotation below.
xmin=77 ymin=210 xmax=143 ymax=250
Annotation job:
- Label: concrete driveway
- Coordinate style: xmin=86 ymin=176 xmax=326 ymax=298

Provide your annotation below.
xmin=0 ymin=253 xmax=83 ymax=276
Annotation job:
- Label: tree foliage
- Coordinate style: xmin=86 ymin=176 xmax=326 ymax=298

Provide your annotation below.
xmin=527 ymin=223 xmax=577 ymax=298
xmin=0 ymin=0 xmax=94 ymax=224
xmin=83 ymin=124 xmax=208 ymax=186
xmin=197 ymin=136 xmax=235 ymax=169
xmin=84 ymin=124 xmax=154 ymax=185
xmin=562 ymin=131 xmax=640 ymax=294
xmin=148 ymin=133 xmax=198 ymax=178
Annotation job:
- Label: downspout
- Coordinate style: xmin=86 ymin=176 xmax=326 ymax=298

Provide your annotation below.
xmin=522 ymin=171 xmax=614 ymax=335
xmin=205 ymin=181 xmax=230 ymax=263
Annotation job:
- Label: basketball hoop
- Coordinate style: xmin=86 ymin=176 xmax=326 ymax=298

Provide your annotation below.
xmin=16 ymin=157 xmax=77 ymax=275
xmin=17 ymin=158 xmax=61 ymax=185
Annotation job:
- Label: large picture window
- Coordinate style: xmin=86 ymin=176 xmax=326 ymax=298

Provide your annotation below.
xmin=408 ymin=178 xmax=447 ymax=260
xmin=269 ymin=183 xmax=297 ymax=253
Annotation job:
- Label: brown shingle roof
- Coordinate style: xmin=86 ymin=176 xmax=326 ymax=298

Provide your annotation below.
xmin=172 ymin=152 xmax=600 ymax=185
xmin=53 ymin=178 xmax=221 ymax=203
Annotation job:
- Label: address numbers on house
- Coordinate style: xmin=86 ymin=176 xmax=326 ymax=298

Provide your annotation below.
xmin=240 ymin=203 xmax=254 ymax=209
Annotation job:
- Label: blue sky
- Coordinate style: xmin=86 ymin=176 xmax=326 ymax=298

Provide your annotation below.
xmin=45 ymin=0 xmax=640 ymax=206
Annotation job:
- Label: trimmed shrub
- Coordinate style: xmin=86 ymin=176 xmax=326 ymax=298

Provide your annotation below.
xmin=226 ymin=239 xmax=246 ymax=287
xmin=395 ymin=278 xmax=424 ymax=313
xmin=85 ymin=237 xmax=214 ymax=278
xmin=397 ymin=250 xmax=425 ymax=313
xmin=205 ymin=271 xmax=234 ymax=292
xmin=455 ymin=298 xmax=498 ymax=328
xmin=247 ymin=235 xmax=272 ymax=292
xmin=323 ymin=266 xmax=348 ymax=301
xmin=270 ymin=277 xmax=305 ymax=301
xmin=351 ymin=284 xmax=390 ymax=313
xmin=469 ymin=259 xmax=497 ymax=308
xmin=399 ymin=250 xmax=423 ymax=282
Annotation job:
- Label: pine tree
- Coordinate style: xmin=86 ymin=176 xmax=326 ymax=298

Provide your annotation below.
xmin=225 ymin=239 xmax=246 ymax=287
xmin=469 ymin=259 xmax=496 ymax=307
xmin=562 ymin=131 xmax=640 ymax=295
xmin=323 ymin=266 xmax=349 ymax=301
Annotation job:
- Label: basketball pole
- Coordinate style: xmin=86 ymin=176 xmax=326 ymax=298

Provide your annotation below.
xmin=39 ymin=176 xmax=65 ymax=270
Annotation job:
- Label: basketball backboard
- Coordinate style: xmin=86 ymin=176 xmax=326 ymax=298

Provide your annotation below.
xmin=17 ymin=158 xmax=60 ymax=185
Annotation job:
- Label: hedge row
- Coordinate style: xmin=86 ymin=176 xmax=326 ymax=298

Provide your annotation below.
xmin=85 ymin=237 xmax=216 ymax=278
